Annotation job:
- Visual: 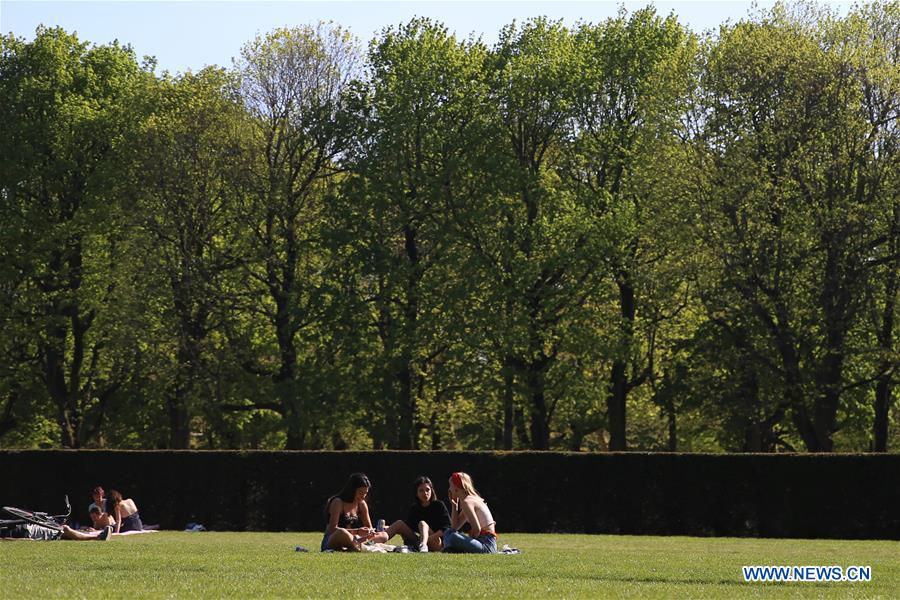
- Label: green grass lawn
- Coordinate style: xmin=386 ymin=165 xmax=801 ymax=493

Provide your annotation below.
xmin=1 ymin=532 xmax=897 ymax=598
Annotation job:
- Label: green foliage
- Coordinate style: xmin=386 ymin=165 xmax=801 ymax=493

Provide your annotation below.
xmin=337 ymin=18 xmax=497 ymax=449
xmin=0 ymin=27 xmax=153 ymax=448
xmin=1 ymin=4 xmax=897 ymax=452
xmin=688 ymin=1 xmax=899 ymax=451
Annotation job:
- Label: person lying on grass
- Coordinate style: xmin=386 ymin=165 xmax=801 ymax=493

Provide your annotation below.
xmin=443 ymin=472 xmax=497 ymax=554
xmin=382 ymin=475 xmax=451 ymax=552
xmin=321 ymin=473 xmax=389 ymax=551
xmin=2 ymin=523 xmax=113 ymax=541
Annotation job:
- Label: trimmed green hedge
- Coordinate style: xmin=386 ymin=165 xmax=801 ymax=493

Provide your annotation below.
xmin=1 ymin=451 xmax=896 ymax=539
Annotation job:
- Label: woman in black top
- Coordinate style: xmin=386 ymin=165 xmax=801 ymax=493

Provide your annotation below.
xmin=384 ymin=475 xmax=450 ymax=552
xmin=321 ymin=473 xmax=379 ymax=551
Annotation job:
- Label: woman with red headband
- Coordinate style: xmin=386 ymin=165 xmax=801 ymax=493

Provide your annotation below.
xmin=443 ymin=472 xmax=497 ymax=553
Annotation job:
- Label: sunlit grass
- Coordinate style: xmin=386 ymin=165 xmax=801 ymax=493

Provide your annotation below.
xmin=1 ymin=532 xmax=897 ymax=598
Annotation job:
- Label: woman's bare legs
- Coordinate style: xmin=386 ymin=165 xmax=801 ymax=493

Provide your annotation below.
xmin=385 ymin=520 xmax=414 ymax=544
xmin=417 ymin=521 xmax=431 ymax=552
xmin=370 ymin=530 xmax=389 ymax=543
xmin=427 ymin=530 xmax=444 ymax=551
xmin=326 ymin=527 xmax=360 ymax=551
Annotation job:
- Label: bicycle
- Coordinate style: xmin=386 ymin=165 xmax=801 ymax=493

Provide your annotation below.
xmin=0 ymin=496 xmax=71 ymax=534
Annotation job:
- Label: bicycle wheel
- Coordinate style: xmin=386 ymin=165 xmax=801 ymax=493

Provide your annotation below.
xmin=2 ymin=506 xmax=63 ymax=531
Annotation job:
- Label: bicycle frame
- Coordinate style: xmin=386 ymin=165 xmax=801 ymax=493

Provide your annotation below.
xmin=0 ymin=496 xmax=71 ymax=532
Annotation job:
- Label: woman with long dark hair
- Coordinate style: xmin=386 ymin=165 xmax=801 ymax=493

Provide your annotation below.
xmin=383 ymin=475 xmax=450 ymax=552
xmin=321 ymin=473 xmax=384 ymax=551
xmin=109 ymin=490 xmax=145 ymax=533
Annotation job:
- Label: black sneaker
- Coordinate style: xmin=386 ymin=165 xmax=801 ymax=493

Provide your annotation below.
xmin=98 ymin=526 xmax=113 ymax=541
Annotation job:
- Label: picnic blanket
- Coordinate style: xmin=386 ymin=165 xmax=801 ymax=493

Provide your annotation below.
xmin=77 ymin=527 xmax=159 ymax=536
xmin=321 ymin=542 xmax=521 ymax=554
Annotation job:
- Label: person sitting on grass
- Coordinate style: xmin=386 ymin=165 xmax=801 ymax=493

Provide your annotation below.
xmin=88 ymin=486 xmax=115 ymax=530
xmin=383 ymin=475 xmax=450 ymax=552
xmin=321 ymin=473 xmax=383 ymax=551
xmin=442 ymin=472 xmax=497 ymax=554
xmin=109 ymin=490 xmax=147 ymax=533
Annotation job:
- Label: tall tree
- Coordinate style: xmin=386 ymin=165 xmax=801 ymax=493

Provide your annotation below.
xmin=563 ymin=8 xmax=696 ymax=450
xmin=0 ymin=28 xmax=149 ymax=447
xmin=693 ymin=5 xmax=894 ymax=451
xmin=124 ymin=68 xmax=250 ymax=448
xmin=343 ymin=18 xmax=494 ymax=448
xmin=846 ymin=1 xmax=900 ymax=451
xmin=232 ymin=24 xmax=359 ymax=448
xmin=479 ymin=18 xmax=620 ymax=449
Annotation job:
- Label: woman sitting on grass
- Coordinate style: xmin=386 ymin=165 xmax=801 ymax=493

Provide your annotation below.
xmin=384 ymin=475 xmax=451 ymax=552
xmin=321 ymin=473 xmax=384 ymax=551
xmin=109 ymin=490 xmax=146 ymax=533
xmin=443 ymin=472 xmax=497 ymax=553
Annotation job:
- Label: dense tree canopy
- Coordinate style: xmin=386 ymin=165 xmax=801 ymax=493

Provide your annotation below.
xmin=1 ymin=3 xmax=897 ymax=452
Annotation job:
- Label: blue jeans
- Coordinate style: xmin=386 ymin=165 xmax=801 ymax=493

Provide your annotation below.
xmin=442 ymin=528 xmax=497 ymax=553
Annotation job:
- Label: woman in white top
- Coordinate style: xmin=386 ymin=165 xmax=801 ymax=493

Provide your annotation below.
xmin=443 ymin=472 xmax=497 ymax=553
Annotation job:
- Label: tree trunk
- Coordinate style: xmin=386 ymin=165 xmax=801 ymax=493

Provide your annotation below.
xmin=168 ymin=273 xmax=207 ymax=449
xmin=273 ymin=290 xmax=302 ymax=449
xmin=786 ymin=376 xmax=821 ymax=453
xmin=874 ymin=226 xmax=897 ymax=451
xmin=283 ymin=388 xmax=305 ymax=450
xmin=568 ymin=428 xmax=585 ymax=452
xmin=0 ymin=388 xmax=17 ymax=438
xmin=394 ymin=223 xmax=421 ymax=450
xmin=528 ymin=383 xmax=549 ymax=450
xmin=43 ymin=237 xmax=97 ymax=449
xmin=813 ymin=386 xmax=839 ymax=453
xmin=607 ymin=362 xmax=627 ymax=451
xmin=607 ymin=271 xmax=635 ymax=451
xmin=397 ymin=358 xmax=415 ymax=449
xmin=430 ymin=411 xmax=441 ymax=450
xmin=524 ymin=332 xmax=550 ymax=450
xmin=514 ymin=405 xmax=530 ymax=447
xmin=47 ymin=330 xmax=80 ymax=447
xmin=167 ymin=392 xmax=190 ymax=449
xmin=45 ymin=315 xmax=77 ymax=448
xmin=874 ymin=376 xmax=893 ymax=452
xmin=666 ymin=394 xmax=677 ymax=452
xmin=502 ymin=362 xmax=514 ymax=450
xmin=772 ymin=320 xmax=819 ymax=451
xmin=739 ymin=369 xmax=763 ymax=452
xmin=811 ymin=242 xmax=852 ymax=453
xmin=168 ymin=338 xmax=194 ymax=449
